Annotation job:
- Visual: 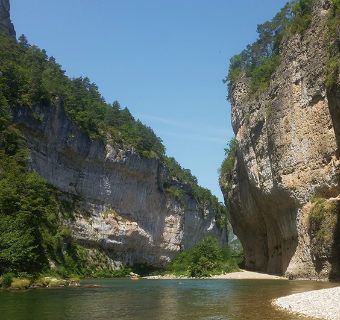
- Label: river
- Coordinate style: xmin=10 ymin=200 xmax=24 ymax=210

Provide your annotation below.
xmin=0 ymin=279 xmax=337 ymax=320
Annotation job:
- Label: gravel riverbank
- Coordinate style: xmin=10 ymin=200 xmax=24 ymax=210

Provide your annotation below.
xmin=144 ymin=270 xmax=285 ymax=280
xmin=273 ymin=286 xmax=340 ymax=320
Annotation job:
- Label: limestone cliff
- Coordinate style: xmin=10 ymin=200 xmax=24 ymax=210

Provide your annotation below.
xmin=222 ymin=0 xmax=340 ymax=280
xmin=0 ymin=0 xmax=15 ymax=37
xmin=13 ymin=102 xmax=226 ymax=269
xmin=0 ymin=0 xmax=226 ymax=271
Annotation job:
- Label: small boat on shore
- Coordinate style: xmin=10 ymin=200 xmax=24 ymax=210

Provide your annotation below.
xmin=129 ymin=272 xmax=140 ymax=280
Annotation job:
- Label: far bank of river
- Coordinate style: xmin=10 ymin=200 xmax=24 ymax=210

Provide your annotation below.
xmin=144 ymin=269 xmax=284 ymax=280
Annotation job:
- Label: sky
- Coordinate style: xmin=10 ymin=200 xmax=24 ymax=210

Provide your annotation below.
xmin=11 ymin=0 xmax=287 ymax=201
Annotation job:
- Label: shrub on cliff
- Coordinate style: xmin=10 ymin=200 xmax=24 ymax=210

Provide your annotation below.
xmin=309 ymin=198 xmax=339 ymax=247
xmin=309 ymin=197 xmax=339 ymax=273
xmin=326 ymin=0 xmax=340 ymax=89
xmin=219 ymin=138 xmax=236 ymax=195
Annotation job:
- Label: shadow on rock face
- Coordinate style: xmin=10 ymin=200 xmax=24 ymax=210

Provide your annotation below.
xmin=229 ymin=154 xmax=299 ymax=275
xmin=327 ymin=84 xmax=340 ymax=158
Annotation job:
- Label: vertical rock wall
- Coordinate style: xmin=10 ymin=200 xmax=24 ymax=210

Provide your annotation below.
xmin=13 ymin=102 xmax=227 ymax=268
xmin=223 ymin=1 xmax=340 ymax=279
xmin=0 ymin=0 xmax=15 ymax=37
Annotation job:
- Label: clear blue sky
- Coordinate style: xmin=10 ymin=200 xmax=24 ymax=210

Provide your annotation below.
xmin=11 ymin=0 xmax=287 ymax=201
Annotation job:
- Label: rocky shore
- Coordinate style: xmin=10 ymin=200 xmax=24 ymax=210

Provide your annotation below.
xmin=0 ymin=276 xmax=80 ymax=290
xmin=273 ymin=286 xmax=340 ymax=320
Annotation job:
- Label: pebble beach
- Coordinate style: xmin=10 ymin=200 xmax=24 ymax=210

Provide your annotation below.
xmin=273 ymin=286 xmax=340 ymax=320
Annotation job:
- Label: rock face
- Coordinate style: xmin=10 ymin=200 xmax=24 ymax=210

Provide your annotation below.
xmin=0 ymin=0 xmax=15 ymax=37
xmin=223 ymin=1 xmax=340 ymax=279
xmin=13 ymin=102 xmax=226 ymax=268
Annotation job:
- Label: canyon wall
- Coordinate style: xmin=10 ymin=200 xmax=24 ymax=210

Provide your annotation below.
xmin=13 ymin=102 xmax=226 ymax=269
xmin=222 ymin=0 xmax=340 ymax=279
xmin=1 ymin=0 xmax=226 ymax=271
xmin=0 ymin=0 xmax=15 ymax=37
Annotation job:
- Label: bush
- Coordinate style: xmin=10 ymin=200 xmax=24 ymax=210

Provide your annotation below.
xmin=167 ymin=237 xmax=241 ymax=278
xmin=189 ymin=256 xmax=217 ymax=278
xmin=1 ymin=273 xmax=14 ymax=288
xmin=164 ymin=186 xmax=185 ymax=202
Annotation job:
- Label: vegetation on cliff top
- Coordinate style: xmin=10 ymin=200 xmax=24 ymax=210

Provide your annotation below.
xmin=225 ymin=0 xmax=314 ymax=95
xmin=0 ymin=33 xmax=165 ymax=158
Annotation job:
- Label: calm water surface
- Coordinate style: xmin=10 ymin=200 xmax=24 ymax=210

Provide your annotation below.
xmin=0 ymin=279 xmax=338 ymax=320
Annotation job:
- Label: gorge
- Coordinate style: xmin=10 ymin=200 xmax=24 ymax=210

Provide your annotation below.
xmin=1 ymin=0 xmax=340 ymax=284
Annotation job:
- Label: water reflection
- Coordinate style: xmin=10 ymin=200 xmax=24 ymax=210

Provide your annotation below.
xmin=0 ymin=279 xmax=337 ymax=320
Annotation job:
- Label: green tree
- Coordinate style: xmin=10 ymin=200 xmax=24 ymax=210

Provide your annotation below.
xmin=226 ymin=0 xmax=314 ymax=94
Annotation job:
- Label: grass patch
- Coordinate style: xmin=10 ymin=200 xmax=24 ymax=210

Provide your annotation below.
xmin=10 ymin=278 xmax=30 ymax=289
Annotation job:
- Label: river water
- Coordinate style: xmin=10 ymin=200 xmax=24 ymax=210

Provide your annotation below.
xmin=0 ymin=278 xmax=337 ymax=320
